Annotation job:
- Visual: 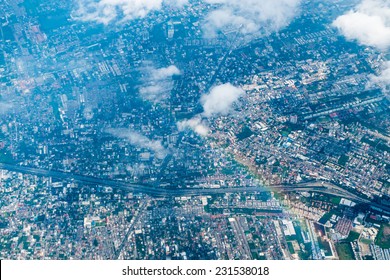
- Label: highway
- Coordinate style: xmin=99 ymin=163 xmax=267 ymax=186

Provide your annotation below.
xmin=0 ymin=162 xmax=268 ymax=196
xmin=0 ymin=163 xmax=370 ymax=200
xmin=2 ymin=163 xmax=390 ymax=214
xmin=268 ymin=181 xmax=371 ymax=204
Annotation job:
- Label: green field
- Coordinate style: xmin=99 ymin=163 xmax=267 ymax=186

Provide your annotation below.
xmin=287 ymin=242 xmax=295 ymax=254
xmin=0 ymin=151 xmax=14 ymax=164
xmin=318 ymin=212 xmax=332 ymax=225
xmin=338 ymin=155 xmax=349 ymax=166
xmin=342 ymin=231 xmax=360 ymax=242
xmin=360 ymin=238 xmax=373 ymax=245
xmin=317 ymin=237 xmax=332 ymax=256
xmin=375 ymin=224 xmax=390 ymax=249
xmin=335 ymin=243 xmax=355 ymax=260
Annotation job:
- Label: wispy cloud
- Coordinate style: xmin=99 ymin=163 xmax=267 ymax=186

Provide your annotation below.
xmin=178 ymin=83 xmax=244 ymax=136
xmin=139 ymin=65 xmax=181 ymax=102
xmin=107 ymin=128 xmax=167 ymax=158
xmin=73 ymin=0 xmax=188 ymax=25
xmin=151 ymin=65 xmax=181 ymax=80
xmin=73 ymin=0 xmax=300 ymax=37
xmin=177 ymin=116 xmax=210 ymax=137
xmin=203 ymin=0 xmax=301 ymax=38
xmin=368 ymin=61 xmax=390 ymax=87
xmin=0 ymin=102 xmax=13 ymax=115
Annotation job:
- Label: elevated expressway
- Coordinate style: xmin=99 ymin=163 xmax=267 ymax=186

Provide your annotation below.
xmin=1 ymin=163 xmax=389 ymax=213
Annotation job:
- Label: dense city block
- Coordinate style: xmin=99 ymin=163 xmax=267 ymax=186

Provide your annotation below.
xmin=0 ymin=0 xmax=389 ymax=260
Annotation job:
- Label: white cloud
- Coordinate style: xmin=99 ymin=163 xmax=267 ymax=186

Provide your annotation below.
xmin=107 ymin=128 xmax=167 ymax=158
xmin=332 ymin=0 xmax=390 ymax=50
xmin=139 ymin=65 xmax=181 ymax=102
xmin=73 ymin=0 xmax=300 ymax=35
xmin=168 ymin=0 xmax=188 ymax=7
xmin=333 ymin=0 xmax=390 ymax=86
xmin=73 ymin=0 xmax=188 ymax=24
xmin=203 ymin=0 xmax=301 ymax=38
xmin=178 ymin=83 xmax=244 ymax=136
xmin=177 ymin=116 xmax=210 ymax=136
xmin=369 ymin=61 xmax=390 ymax=87
xmin=139 ymin=84 xmax=166 ymax=101
xmin=151 ymin=65 xmax=181 ymax=80
xmin=201 ymin=83 xmax=244 ymax=117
